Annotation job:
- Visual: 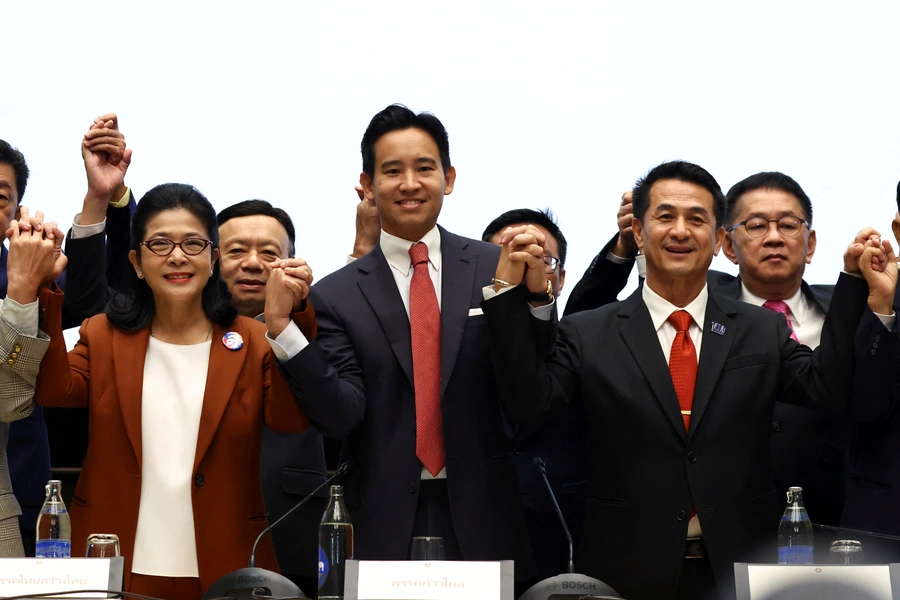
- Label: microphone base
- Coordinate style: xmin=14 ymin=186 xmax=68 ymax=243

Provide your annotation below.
xmin=518 ymin=572 xmax=623 ymax=600
xmin=201 ymin=567 xmax=308 ymax=600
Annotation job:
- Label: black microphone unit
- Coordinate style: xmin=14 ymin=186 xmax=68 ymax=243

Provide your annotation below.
xmin=517 ymin=457 xmax=624 ymax=600
xmin=201 ymin=462 xmax=351 ymax=600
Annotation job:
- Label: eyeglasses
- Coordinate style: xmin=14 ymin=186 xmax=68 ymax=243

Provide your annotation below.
xmin=543 ymin=256 xmax=561 ymax=274
xmin=726 ymin=216 xmax=808 ymax=238
xmin=140 ymin=238 xmax=213 ymax=256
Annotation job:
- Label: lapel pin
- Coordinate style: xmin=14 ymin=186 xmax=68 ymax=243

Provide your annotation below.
xmin=711 ymin=322 xmax=726 ymax=336
xmin=222 ymin=332 xmax=244 ymax=351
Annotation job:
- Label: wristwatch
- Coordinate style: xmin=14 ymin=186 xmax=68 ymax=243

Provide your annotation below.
xmin=527 ymin=279 xmax=553 ymax=303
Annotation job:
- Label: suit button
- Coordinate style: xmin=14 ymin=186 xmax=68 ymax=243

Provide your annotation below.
xmin=10 ymin=353 xmax=17 ymax=359
xmin=872 ymin=349 xmax=877 ymax=355
xmin=876 ymin=335 xmax=881 ymax=343
xmin=772 ymin=421 xmax=782 ymax=433
xmin=677 ymin=510 xmax=687 ymax=521
xmin=687 ymin=451 xmax=697 ymax=463
xmin=14 ymin=346 xmax=21 ymax=353
xmin=512 ymin=444 xmax=522 ymax=455
xmin=6 ymin=359 xmax=13 ymax=366
xmin=408 ymin=483 xmax=417 ymax=494
xmin=194 ymin=474 xmax=205 ymax=487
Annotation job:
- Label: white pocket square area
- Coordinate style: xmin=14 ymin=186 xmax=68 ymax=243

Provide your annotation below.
xmin=468 ymin=308 xmax=484 ymax=316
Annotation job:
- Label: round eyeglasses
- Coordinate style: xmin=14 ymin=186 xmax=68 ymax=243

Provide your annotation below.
xmin=543 ymin=256 xmax=561 ymax=274
xmin=140 ymin=238 xmax=213 ymax=256
xmin=726 ymin=216 xmax=808 ymax=238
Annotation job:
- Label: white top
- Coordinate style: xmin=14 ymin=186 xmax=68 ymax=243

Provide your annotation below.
xmin=131 ymin=336 xmax=211 ymax=577
xmin=739 ymin=284 xmax=824 ymax=349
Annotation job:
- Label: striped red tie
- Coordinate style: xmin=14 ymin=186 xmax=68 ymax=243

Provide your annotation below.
xmin=408 ymin=242 xmax=444 ymax=476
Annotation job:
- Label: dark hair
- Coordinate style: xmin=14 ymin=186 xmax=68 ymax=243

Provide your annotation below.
xmin=106 ymin=183 xmax=237 ymax=330
xmin=896 ymin=179 xmax=900 ymax=212
xmin=217 ymin=200 xmax=296 ymax=256
xmin=361 ymin=104 xmax=451 ymax=178
xmin=481 ymin=208 xmax=568 ymax=267
xmin=632 ymin=160 xmax=726 ymax=227
xmin=0 ymin=139 xmax=29 ymax=201
xmin=725 ymin=171 xmax=813 ymax=227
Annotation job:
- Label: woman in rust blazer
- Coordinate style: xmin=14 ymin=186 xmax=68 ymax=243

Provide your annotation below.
xmin=33 ymin=183 xmax=312 ymax=599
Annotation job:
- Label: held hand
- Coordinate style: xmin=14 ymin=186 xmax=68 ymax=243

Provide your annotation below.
xmin=613 ymin=191 xmax=639 ymax=258
xmin=494 ymin=225 xmax=547 ymax=292
xmin=844 ymin=227 xmax=882 ymax=273
xmin=81 ymin=113 xmax=132 ymax=224
xmin=274 ymin=257 xmax=313 ymax=311
xmin=352 ymin=185 xmax=381 ymax=258
xmin=859 ymin=239 xmax=898 ymax=315
xmin=264 ymin=266 xmax=296 ymax=338
xmin=5 ymin=208 xmax=67 ymax=304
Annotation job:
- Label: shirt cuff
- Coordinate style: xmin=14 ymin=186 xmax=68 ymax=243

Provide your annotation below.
xmin=110 ymin=187 xmax=131 ymax=208
xmin=874 ymin=311 xmax=896 ymax=330
xmin=1 ymin=297 xmax=40 ymax=338
xmin=346 ymin=255 xmax=358 ymax=265
xmin=70 ymin=218 xmax=107 ymax=240
xmin=606 ymin=252 xmax=632 ymax=264
xmin=481 ymin=285 xmax=555 ymax=320
xmin=265 ymin=319 xmax=310 ymax=362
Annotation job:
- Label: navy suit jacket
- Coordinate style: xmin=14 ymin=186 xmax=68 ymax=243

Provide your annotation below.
xmin=483 ymin=274 xmax=880 ymax=600
xmin=282 ymin=227 xmax=533 ymax=573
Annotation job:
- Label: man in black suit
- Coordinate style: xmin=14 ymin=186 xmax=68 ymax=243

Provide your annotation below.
xmin=482 ymin=208 xmax=588 ymax=581
xmin=840 ymin=179 xmax=900 ymax=555
xmin=482 ymin=160 xmax=896 ymax=599
xmin=566 ymin=173 xmax=853 ymax=528
xmin=280 ymin=105 xmax=532 ymax=577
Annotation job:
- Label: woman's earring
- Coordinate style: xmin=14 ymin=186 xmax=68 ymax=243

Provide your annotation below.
xmin=137 ymin=271 xmax=143 ymax=278
xmin=210 ymin=268 xmax=214 ymax=276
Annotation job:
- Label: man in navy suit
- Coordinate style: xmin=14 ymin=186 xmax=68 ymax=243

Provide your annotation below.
xmin=566 ymin=173 xmax=853 ymax=528
xmin=280 ymin=105 xmax=533 ymax=578
xmin=482 ymin=160 xmax=896 ymax=599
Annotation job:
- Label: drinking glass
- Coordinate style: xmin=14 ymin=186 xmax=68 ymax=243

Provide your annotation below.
xmin=830 ymin=539 xmax=863 ymax=565
xmin=409 ymin=536 xmax=445 ymax=560
xmin=86 ymin=533 xmax=120 ymax=558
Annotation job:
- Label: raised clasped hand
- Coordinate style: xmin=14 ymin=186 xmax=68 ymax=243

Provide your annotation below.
xmin=5 ymin=206 xmax=67 ymax=304
xmin=494 ymin=224 xmax=548 ymax=293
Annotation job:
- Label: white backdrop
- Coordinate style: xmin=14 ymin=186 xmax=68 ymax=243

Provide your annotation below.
xmin=3 ymin=1 xmax=900 ymax=310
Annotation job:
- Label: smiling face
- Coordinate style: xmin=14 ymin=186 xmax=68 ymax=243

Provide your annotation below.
xmin=633 ymin=179 xmax=724 ymax=298
xmin=723 ymin=188 xmax=815 ymax=299
xmin=360 ymin=127 xmax=456 ymax=242
xmin=128 ymin=208 xmax=218 ymax=305
xmin=218 ymin=214 xmax=292 ymax=317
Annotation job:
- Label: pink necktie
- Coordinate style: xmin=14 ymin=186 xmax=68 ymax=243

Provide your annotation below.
xmin=762 ymin=300 xmax=799 ymax=342
xmin=408 ymin=242 xmax=444 ymax=476
xmin=667 ymin=310 xmax=697 ymax=432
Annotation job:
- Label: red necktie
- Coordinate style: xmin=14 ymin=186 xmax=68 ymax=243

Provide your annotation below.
xmin=762 ymin=300 xmax=799 ymax=342
xmin=408 ymin=242 xmax=444 ymax=476
xmin=667 ymin=310 xmax=697 ymax=432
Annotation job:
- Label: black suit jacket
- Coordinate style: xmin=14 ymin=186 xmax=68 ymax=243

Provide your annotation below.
xmin=841 ymin=287 xmax=900 ymax=546
xmin=483 ymin=274 xmax=880 ymax=600
xmin=282 ymin=227 xmax=533 ymax=573
xmin=60 ymin=204 xmax=328 ymax=579
xmin=707 ymin=271 xmax=851 ymax=527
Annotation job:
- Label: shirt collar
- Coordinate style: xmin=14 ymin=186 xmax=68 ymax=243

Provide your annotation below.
xmin=642 ymin=283 xmax=709 ymax=333
xmin=380 ymin=226 xmax=442 ymax=276
xmin=739 ymin=283 xmax=807 ymax=327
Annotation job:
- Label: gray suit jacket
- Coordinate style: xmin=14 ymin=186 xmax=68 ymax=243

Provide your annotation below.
xmin=0 ymin=299 xmax=50 ymax=551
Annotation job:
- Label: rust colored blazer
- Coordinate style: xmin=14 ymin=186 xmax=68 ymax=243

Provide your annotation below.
xmin=34 ymin=288 xmax=312 ymax=592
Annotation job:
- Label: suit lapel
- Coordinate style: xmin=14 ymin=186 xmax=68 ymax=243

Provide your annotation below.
xmin=113 ymin=327 xmax=151 ymax=467
xmin=193 ymin=320 xmax=248 ymax=472
xmin=356 ymin=247 xmax=415 ymax=388
xmin=690 ymin=293 xmax=737 ymax=435
xmin=438 ymin=229 xmax=476 ymax=396
xmin=619 ymin=290 xmax=687 ymax=441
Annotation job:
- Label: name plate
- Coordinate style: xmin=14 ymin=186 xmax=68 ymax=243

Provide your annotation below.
xmin=345 ymin=560 xmax=514 ymax=600
xmin=0 ymin=557 xmax=124 ymax=598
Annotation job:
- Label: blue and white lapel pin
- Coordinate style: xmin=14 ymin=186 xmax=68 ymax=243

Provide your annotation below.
xmin=710 ymin=322 xmax=726 ymax=336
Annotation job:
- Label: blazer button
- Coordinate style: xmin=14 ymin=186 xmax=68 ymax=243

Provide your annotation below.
xmin=687 ymin=451 xmax=698 ymax=463
xmin=876 ymin=335 xmax=881 ymax=343
xmin=10 ymin=353 xmax=17 ymax=359
xmin=677 ymin=510 xmax=687 ymax=521
xmin=772 ymin=421 xmax=782 ymax=433
xmin=14 ymin=346 xmax=21 ymax=353
xmin=408 ymin=483 xmax=417 ymax=494
xmin=512 ymin=444 xmax=522 ymax=455
xmin=6 ymin=359 xmax=13 ymax=366
xmin=194 ymin=474 xmax=205 ymax=487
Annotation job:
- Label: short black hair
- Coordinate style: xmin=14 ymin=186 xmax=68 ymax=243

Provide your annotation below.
xmin=896 ymin=179 xmax=900 ymax=212
xmin=725 ymin=171 xmax=813 ymax=227
xmin=0 ymin=139 xmax=29 ymax=201
xmin=361 ymin=104 xmax=451 ymax=178
xmin=106 ymin=183 xmax=237 ymax=331
xmin=632 ymin=160 xmax=726 ymax=227
xmin=217 ymin=200 xmax=296 ymax=256
xmin=481 ymin=208 xmax=568 ymax=267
